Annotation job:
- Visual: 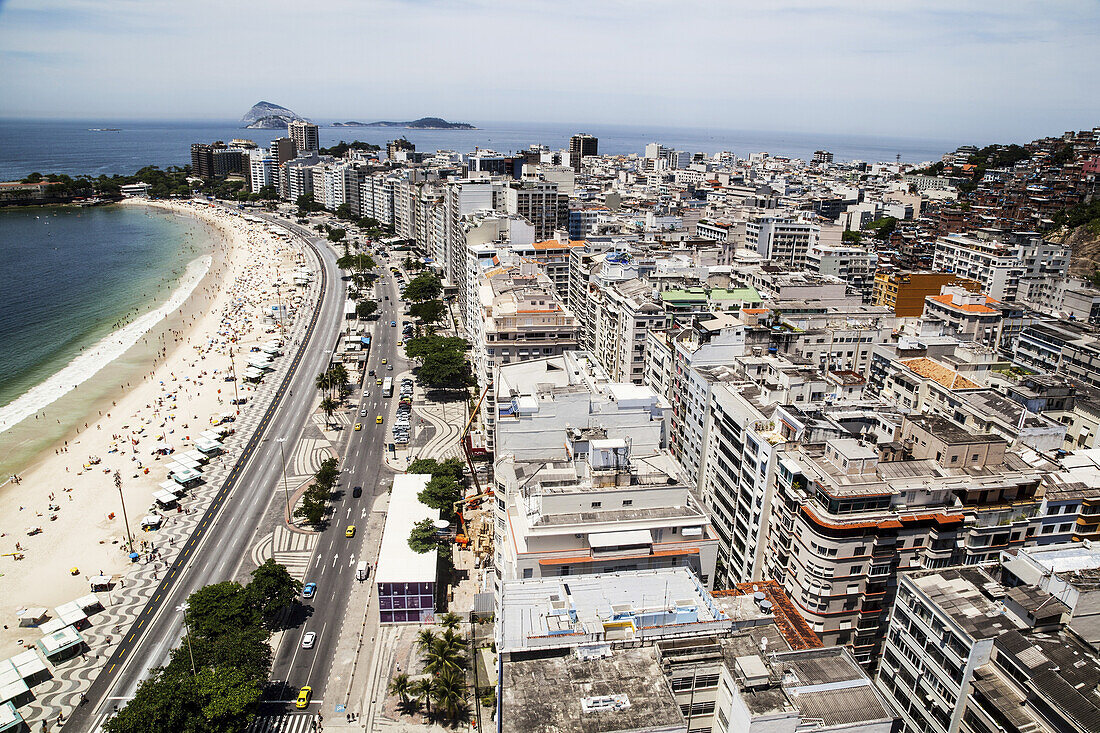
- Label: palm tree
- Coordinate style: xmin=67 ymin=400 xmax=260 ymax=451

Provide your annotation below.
xmin=423 ymin=638 xmax=464 ymax=677
xmin=314 ymin=370 xmax=331 ymax=397
xmin=439 ymin=611 xmax=462 ymax=630
xmin=411 ymin=677 xmax=435 ymax=718
xmin=432 ymin=670 xmax=466 ymax=723
xmin=319 ymin=396 xmax=338 ymax=428
xmin=416 ymin=628 xmax=437 ymax=651
xmin=329 ymin=363 xmax=349 ymax=396
xmin=388 ymin=672 xmax=411 ymax=709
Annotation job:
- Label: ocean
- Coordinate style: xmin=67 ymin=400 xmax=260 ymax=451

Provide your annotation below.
xmin=0 ymin=204 xmax=216 ymax=474
xmin=0 ymin=118 xmax=962 ymax=181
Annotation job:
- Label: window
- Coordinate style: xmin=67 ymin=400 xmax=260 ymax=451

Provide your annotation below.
xmin=591 ymin=501 xmax=602 ymax=508
xmin=622 ymin=499 xmax=633 ymax=507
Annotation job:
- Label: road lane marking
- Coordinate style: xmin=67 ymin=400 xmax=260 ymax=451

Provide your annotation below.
xmin=332 ymin=554 xmax=338 ymax=567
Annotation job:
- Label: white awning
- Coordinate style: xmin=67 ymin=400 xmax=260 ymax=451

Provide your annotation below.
xmin=171 ymin=467 xmax=201 ymax=483
xmin=588 ymin=529 xmax=653 ymax=549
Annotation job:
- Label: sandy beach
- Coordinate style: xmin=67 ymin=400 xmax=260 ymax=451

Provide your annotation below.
xmin=0 ymin=200 xmax=308 ymax=659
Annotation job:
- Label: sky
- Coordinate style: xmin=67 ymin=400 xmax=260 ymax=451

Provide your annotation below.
xmin=0 ymin=0 xmax=1097 ymax=141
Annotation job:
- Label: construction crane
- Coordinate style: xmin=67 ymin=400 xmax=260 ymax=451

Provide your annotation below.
xmin=459 ymin=384 xmax=490 ymax=495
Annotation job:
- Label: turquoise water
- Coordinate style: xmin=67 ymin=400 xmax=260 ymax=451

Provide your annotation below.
xmin=0 ymin=204 xmax=212 ymax=421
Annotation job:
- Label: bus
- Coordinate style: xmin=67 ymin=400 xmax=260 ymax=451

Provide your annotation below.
xmin=382 ymin=377 xmax=393 ymax=397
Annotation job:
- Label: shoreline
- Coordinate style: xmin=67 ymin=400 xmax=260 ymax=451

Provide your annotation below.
xmin=0 ymin=199 xmax=308 ymax=659
xmin=0 ymin=201 xmax=226 ymax=479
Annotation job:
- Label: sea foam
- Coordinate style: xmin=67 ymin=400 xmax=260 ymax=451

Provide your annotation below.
xmin=0 ymin=255 xmax=212 ymax=434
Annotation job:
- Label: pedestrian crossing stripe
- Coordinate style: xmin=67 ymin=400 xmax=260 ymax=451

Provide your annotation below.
xmin=246 ymin=712 xmax=318 ymax=733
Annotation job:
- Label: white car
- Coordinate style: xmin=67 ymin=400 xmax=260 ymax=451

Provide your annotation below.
xmin=302 ymin=631 xmax=316 ymax=649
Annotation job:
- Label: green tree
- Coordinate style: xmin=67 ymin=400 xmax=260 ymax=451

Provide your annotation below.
xmin=247 ymin=559 xmax=302 ymax=629
xmin=416 ymin=628 xmax=439 ymax=651
xmin=403 ymin=272 xmax=442 ymax=302
xmin=185 ymin=581 xmax=259 ymax=640
xmin=193 ymin=666 xmax=263 ymax=730
xmin=411 ymin=677 xmax=436 ymax=718
xmin=409 ymin=299 xmax=446 ymax=326
xmin=296 ymin=193 xmax=322 ymax=215
xmin=432 ymin=670 xmax=467 ymax=723
xmin=417 ymin=350 xmax=472 ymax=390
xmin=841 ymin=230 xmax=861 ymax=244
xmin=404 ymin=336 xmax=469 ymax=362
xmin=439 ymin=611 xmax=462 ymax=630
xmin=409 ymin=518 xmax=445 ymax=553
xmin=319 ymin=396 xmax=339 ymax=427
xmin=356 ymin=300 xmax=378 ymax=319
xmin=407 ymin=457 xmax=464 ymax=483
xmin=335 ymin=203 xmax=354 ymax=220
xmin=327 ymin=228 xmax=346 ymax=243
xmin=389 ymin=671 xmax=413 ymax=710
xmin=179 ymin=626 xmax=271 ymax=683
xmin=103 ymin=668 xmax=193 ymax=733
xmin=315 ymin=456 xmax=340 ymax=488
xmin=328 ymin=363 xmax=350 ymax=397
xmin=418 ymin=475 xmax=462 ymax=516
xmin=315 ymin=370 xmax=332 ymax=397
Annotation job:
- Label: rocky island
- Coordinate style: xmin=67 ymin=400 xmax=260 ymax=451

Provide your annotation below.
xmin=331 ymin=117 xmax=475 ymax=129
xmin=241 ymin=101 xmax=308 ymax=129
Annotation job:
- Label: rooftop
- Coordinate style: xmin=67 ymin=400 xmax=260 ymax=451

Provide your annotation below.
xmin=374 ymin=474 xmax=437 ymax=584
xmin=500 ymin=645 xmax=684 ymax=733
xmin=498 ymin=568 xmax=729 ymax=655
xmin=907 ymin=567 xmax=1016 ymax=641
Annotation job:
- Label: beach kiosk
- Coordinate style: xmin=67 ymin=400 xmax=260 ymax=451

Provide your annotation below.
xmin=376 ymin=474 xmax=438 ymax=624
xmin=54 ymin=601 xmax=88 ymax=630
xmin=242 ymin=366 xmax=266 ymax=383
xmin=89 ymin=575 xmax=112 ymax=592
xmin=170 ymin=466 xmax=202 ymax=489
xmin=195 ymin=437 xmax=223 ymax=456
xmin=0 ymin=700 xmax=24 ymax=733
xmin=0 ymin=661 xmax=30 ymax=710
xmin=141 ymin=514 xmax=164 ymax=529
xmin=36 ymin=626 xmax=84 ymax=664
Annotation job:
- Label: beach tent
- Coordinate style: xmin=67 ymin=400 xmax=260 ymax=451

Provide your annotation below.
xmin=14 ymin=608 xmax=48 ymax=628
xmin=75 ymin=594 xmax=103 ymax=614
xmin=261 ymin=343 xmax=281 ymax=355
xmin=36 ymin=626 xmax=84 ymax=663
xmin=141 ymin=514 xmax=164 ymax=529
xmin=54 ymin=602 xmax=87 ymax=629
xmin=151 ymin=442 xmax=174 ymax=455
xmin=171 ymin=456 xmax=201 ymax=470
xmin=243 ymin=366 xmax=266 ymax=382
xmin=89 ymin=576 xmax=112 ymax=592
xmin=158 ymin=479 xmax=179 ymax=492
xmin=199 ymin=430 xmax=222 ymax=441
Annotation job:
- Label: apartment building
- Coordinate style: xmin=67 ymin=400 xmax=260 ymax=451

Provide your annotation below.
xmin=503 ymin=179 xmax=567 ymax=240
xmin=932 ymin=231 xmax=1070 ymax=304
xmin=468 ymin=262 xmax=579 ymax=438
xmin=497 ymin=569 xmax=896 ymax=733
xmin=745 ymin=216 xmax=821 ymax=268
xmin=507 ymin=237 xmax=585 ymax=301
xmin=1013 ymin=321 xmax=1100 ymax=390
xmin=248 ymin=150 xmax=274 ymax=193
xmin=921 ymin=288 xmax=1004 ymax=348
xmin=767 ymin=415 xmax=1051 ymax=664
xmin=873 ymin=271 xmax=982 ymax=317
xmin=877 ymin=563 xmax=1100 ymax=733
xmin=494 ymin=443 xmax=719 ymax=591
xmin=805 ymin=243 xmax=879 ymax=302
xmin=288 ymin=120 xmax=319 ymax=152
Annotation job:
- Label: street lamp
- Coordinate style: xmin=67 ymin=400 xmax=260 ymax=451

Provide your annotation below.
xmin=276 ymin=437 xmax=292 ymax=522
xmin=175 ymin=603 xmax=197 ymax=676
xmin=113 ymin=471 xmax=134 ymax=553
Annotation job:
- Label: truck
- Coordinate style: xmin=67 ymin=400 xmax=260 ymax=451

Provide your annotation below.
xmin=356 ymin=561 xmax=370 ymax=581
xmin=382 ymin=377 xmax=393 ymax=397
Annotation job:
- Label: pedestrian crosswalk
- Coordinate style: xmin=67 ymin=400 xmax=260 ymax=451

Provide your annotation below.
xmin=246 ymin=713 xmax=319 ymax=733
xmin=273 ymin=525 xmax=317 ymax=580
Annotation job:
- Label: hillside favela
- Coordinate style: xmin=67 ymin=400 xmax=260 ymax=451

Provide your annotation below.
xmin=1 ymin=3 xmax=1099 ymax=733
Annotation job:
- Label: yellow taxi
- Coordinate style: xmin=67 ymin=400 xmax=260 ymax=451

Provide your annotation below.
xmin=381 ymin=358 xmax=387 ymax=365
xmin=376 ymin=415 xmax=383 ymax=424
xmin=345 ymin=525 xmax=356 ymax=538
xmin=296 ymin=686 xmax=312 ymax=709
xmin=354 ymin=422 xmax=362 ymax=431
xmin=376 ymin=378 xmax=382 ymax=386
xmin=397 ymin=340 xmax=403 ymax=347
